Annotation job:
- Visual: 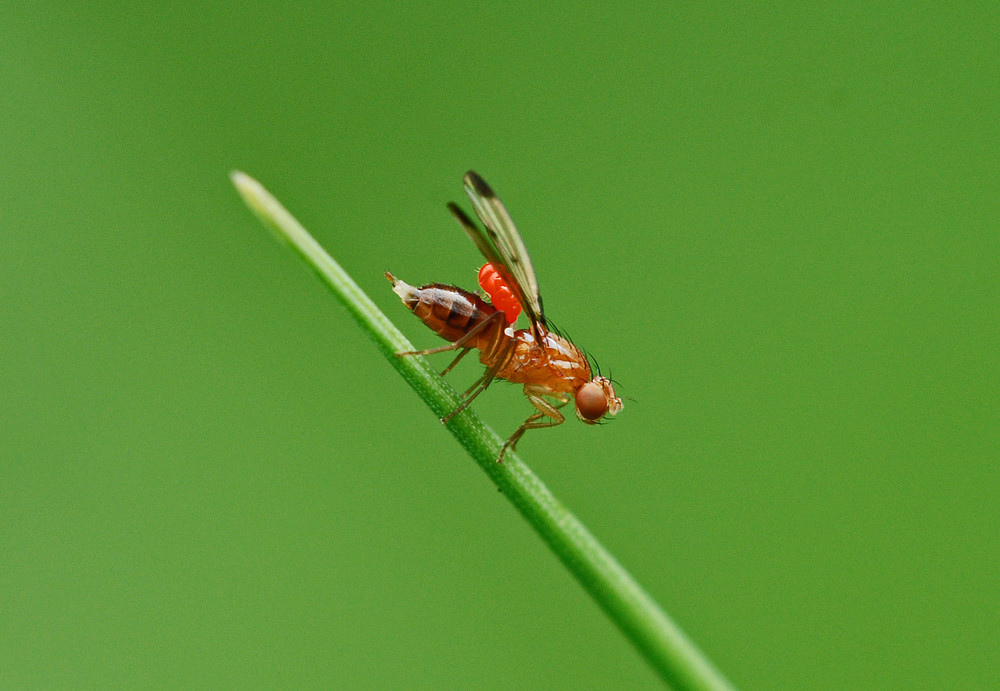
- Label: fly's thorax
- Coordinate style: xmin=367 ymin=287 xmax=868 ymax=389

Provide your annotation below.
xmin=503 ymin=327 xmax=623 ymax=423
xmin=499 ymin=328 xmax=592 ymax=393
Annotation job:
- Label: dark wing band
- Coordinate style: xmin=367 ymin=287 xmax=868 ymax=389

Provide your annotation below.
xmin=452 ymin=171 xmax=546 ymax=333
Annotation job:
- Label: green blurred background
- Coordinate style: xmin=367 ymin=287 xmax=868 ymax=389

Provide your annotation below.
xmin=3 ymin=4 xmax=997 ymax=688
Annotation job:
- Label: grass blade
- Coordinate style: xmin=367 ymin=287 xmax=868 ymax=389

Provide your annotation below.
xmin=231 ymin=171 xmax=736 ymax=690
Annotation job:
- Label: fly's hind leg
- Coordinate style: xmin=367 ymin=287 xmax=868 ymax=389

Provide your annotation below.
xmin=440 ymin=348 xmax=471 ymax=377
xmin=395 ymin=311 xmax=504 ymax=377
xmin=440 ymin=371 xmax=490 ymax=423
xmin=497 ymin=391 xmax=569 ymax=463
xmin=397 ymin=342 xmax=472 ymax=379
xmin=441 ymin=335 xmax=516 ymax=423
xmin=395 ymin=311 xmax=511 ymax=423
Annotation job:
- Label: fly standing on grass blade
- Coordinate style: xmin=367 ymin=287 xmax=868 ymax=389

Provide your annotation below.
xmin=386 ymin=171 xmax=623 ymax=463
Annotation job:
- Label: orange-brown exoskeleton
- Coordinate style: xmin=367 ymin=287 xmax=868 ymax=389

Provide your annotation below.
xmin=388 ymin=171 xmax=622 ymax=462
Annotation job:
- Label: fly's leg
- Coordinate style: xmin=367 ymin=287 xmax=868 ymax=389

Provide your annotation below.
xmin=440 ymin=374 xmax=490 ymax=423
xmin=440 ymin=347 xmax=471 ymax=377
xmin=396 ymin=310 xmax=513 ymax=423
xmin=497 ymin=392 xmax=569 ymax=463
xmin=396 ymin=311 xmax=504 ymax=376
xmin=441 ymin=336 xmax=516 ymax=423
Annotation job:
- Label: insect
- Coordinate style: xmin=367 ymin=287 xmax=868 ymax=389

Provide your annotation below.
xmin=387 ymin=171 xmax=622 ymax=463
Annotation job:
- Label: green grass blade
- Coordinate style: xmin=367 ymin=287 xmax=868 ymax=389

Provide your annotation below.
xmin=231 ymin=171 xmax=737 ymax=691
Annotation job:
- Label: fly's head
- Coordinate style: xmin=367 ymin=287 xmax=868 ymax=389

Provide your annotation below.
xmin=574 ymin=376 xmax=623 ymax=425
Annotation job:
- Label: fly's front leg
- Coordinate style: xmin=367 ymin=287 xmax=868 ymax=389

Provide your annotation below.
xmin=497 ymin=391 xmax=569 ymax=463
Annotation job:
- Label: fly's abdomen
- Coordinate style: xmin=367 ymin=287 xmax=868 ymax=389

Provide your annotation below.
xmin=387 ymin=273 xmax=498 ymax=344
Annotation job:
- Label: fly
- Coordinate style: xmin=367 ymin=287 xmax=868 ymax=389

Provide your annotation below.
xmin=387 ymin=171 xmax=622 ymax=463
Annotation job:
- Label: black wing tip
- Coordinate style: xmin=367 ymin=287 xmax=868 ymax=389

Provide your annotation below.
xmin=447 ymin=201 xmax=477 ymax=227
xmin=464 ymin=170 xmax=496 ymax=199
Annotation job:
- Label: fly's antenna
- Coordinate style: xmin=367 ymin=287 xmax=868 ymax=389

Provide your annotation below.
xmin=606 ymin=369 xmax=632 ymax=403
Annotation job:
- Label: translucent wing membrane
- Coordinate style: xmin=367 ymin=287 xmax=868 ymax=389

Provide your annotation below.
xmin=454 ymin=171 xmax=546 ymax=332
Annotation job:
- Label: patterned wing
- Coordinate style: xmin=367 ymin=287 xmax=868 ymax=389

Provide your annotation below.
xmin=450 ymin=171 xmax=545 ymax=333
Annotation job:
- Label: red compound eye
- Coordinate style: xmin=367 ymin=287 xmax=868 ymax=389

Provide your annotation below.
xmin=575 ymin=381 xmax=609 ymax=422
xmin=478 ymin=264 xmax=522 ymax=324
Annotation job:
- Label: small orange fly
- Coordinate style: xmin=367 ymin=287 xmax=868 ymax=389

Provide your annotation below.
xmin=387 ymin=171 xmax=622 ymax=462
